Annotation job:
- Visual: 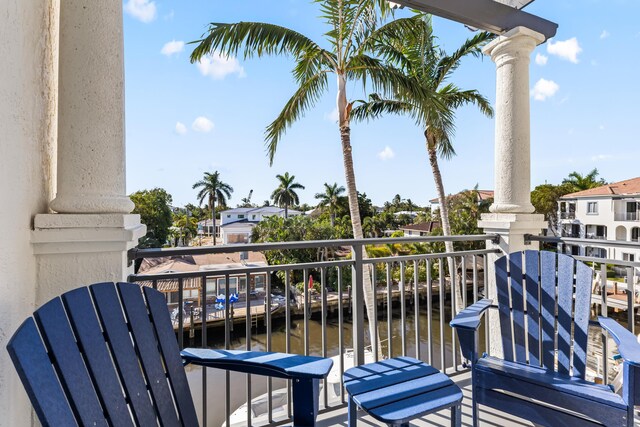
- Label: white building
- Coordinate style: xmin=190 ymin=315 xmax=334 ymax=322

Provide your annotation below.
xmin=558 ymin=177 xmax=640 ymax=265
xmin=218 ymin=206 xmax=302 ymax=244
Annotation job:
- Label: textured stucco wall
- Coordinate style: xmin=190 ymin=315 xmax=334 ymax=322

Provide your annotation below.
xmin=0 ymin=0 xmax=59 ymax=425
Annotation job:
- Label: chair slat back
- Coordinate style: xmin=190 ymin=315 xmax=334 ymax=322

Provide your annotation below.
xmin=495 ymin=251 xmax=593 ymax=378
xmin=7 ymin=282 xmax=198 ymax=427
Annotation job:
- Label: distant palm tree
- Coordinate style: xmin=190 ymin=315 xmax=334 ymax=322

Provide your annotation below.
xmin=192 ymin=171 xmax=233 ymax=245
xmin=562 ymin=169 xmax=606 ymax=192
xmin=190 ymin=1 xmax=426 ymax=351
xmin=351 ymin=15 xmax=493 ymax=311
xmin=271 ymin=172 xmax=305 ymax=218
xmin=315 ymin=182 xmax=346 ymax=227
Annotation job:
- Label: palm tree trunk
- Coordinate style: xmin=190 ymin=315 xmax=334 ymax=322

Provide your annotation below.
xmin=330 ymin=211 xmax=335 ymax=228
xmin=337 ymin=73 xmax=380 ymax=358
xmin=425 ymin=131 xmax=464 ymax=313
xmin=284 ymin=204 xmax=288 ymax=219
xmin=211 ymin=196 xmax=217 ymax=246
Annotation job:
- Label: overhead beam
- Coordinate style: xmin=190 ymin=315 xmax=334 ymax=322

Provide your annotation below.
xmin=390 ymin=0 xmax=557 ymax=41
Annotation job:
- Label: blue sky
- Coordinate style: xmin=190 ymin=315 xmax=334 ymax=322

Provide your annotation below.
xmin=123 ymin=0 xmax=640 ymax=208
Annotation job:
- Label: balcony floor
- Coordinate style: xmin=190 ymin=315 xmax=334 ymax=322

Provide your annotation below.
xmin=316 ymin=372 xmax=534 ymax=427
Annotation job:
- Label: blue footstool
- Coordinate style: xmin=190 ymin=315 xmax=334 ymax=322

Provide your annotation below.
xmin=344 ymin=357 xmax=463 ymax=427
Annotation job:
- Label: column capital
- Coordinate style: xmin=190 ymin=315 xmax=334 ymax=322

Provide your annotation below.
xmin=483 ymin=26 xmax=545 ymax=60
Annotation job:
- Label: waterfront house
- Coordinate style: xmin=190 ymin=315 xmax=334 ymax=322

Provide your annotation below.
xmin=558 ymin=177 xmax=640 ymax=267
xmin=137 ymin=251 xmax=269 ymax=309
xmin=218 ymin=206 xmax=302 ymax=244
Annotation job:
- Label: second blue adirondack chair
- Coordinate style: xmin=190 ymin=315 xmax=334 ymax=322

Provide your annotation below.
xmin=451 ymin=250 xmax=640 ymax=427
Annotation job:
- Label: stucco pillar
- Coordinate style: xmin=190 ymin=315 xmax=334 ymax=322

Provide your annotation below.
xmin=32 ymin=0 xmax=145 ymax=305
xmin=49 ymin=0 xmax=133 ymax=214
xmin=479 ymin=27 xmax=547 ymax=357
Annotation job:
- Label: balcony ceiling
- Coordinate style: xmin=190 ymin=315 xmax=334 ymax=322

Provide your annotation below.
xmin=389 ymin=0 xmax=557 ymax=40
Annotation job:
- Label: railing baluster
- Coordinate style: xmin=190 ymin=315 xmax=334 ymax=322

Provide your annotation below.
xmin=200 ymin=275 xmax=207 ymax=426
xmin=439 ymin=258 xmax=445 ymax=372
xmin=224 ymin=272 xmax=231 ymax=427
xmin=386 ymin=262 xmax=393 ymax=359
xmin=372 ymin=263 xmax=379 ymax=362
xmin=426 ymin=260 xmax=433 ymax=366
xmin=337 ymin=266 xmax=345 ymax=404
xmin=627 ymin=266 xmax=635 ymax=335
xmin=285 ymin=270 xmax=292 ymax=419
xmin=266 ymin=272 xmax=273 ymax=423
xmin=400 ymin=261 xmax=407 ymax=357
xmin=303 ymin=268 xmax=310 ymax=356
xmin=414 ymin=260 xmax=420 ymax=361
xmin=600 ymin=263 xmax=608 ymax=386
xmin=452 ymin=256 xmax=458 ymax=372
xmin=244 ymin=271 xmax=251 ymax=427
xmin=321 ymin=267 xmax=328 ymax=408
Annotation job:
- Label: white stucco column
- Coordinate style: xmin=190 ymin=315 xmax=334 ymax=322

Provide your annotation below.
xmin=49 ymin=0 xmax=134 ymax=214
xmin=32 ymin=0 xmax=145 ymax=304
xmin=485 ymin=26 xmax=544 ymax=215
xmin=479 ymin=27 xmax=548 ymax=357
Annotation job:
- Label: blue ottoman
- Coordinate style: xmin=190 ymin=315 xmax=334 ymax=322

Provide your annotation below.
xmin=344 ymin=357 xmax=463 ymax=427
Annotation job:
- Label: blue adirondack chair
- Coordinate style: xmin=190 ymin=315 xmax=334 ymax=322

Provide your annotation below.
xmin=6 ymin=282 xmax=332 ymax=426
xmin=451 ymin=250 xmax=640 ymax=427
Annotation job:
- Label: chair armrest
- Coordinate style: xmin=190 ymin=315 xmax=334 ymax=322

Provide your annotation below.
xmin=450 ymin=299 xmax=492 ymax=331
xmin=598 ymin=317 xmax=640 ymax=367
xmin=450 ymin=299 xmax=492 ymax=364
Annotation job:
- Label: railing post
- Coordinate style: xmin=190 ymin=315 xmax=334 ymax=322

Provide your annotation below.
xmin=352 ymin=243 xmax=365 ymax=366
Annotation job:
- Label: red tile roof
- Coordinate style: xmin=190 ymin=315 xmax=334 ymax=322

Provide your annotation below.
xmin=561 ymin=177 xmax=640 ymax=198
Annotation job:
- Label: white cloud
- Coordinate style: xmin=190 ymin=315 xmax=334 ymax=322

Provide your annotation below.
xmin=599 ymin=124 xmax=605 ymax=130
xmin=377 ymin=146 xmax=395 ymax=161
xmin=161 ymin=40 xmax=185 ymax=56
xmin=175 ymin=122 xmax=187 ymax=135
xmin=197 ymin=53 xmax=246 ymax=80
xmin=547 ymin=37 xmax=582 ymax=63
xmin=192 ymin=116 xmax=214 ymax=133
xmin=531 ymin=78 xmax=559 ymax=101
xmin=591 ymin=154 xmax=612 ymax=161
xmin=535 ymin=53 xmax=548 ymax=66
xmin=600 ymin=30 xmax=610 ymax=39
xmin=324 ymin=108 xmax=339 ymax=122
xmin=124 ymin=0 xmax=157 ymax=23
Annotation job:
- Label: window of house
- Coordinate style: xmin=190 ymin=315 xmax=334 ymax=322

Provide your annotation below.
xmin=239 ymin=277 xmax=247 ymax=293
xmin=254 ymin=275 xmax=265 ymax=292
xmin=182 ymin=289 xmax=199 ymax=299
xmin=252 ymin=215 xmax=256 ymax=220
xmin=238 ymin=214 xmax=245 ymax=219
xmin=632 ymin=228 xmax=640 ymax=242
xmin=227 ymin=214 xmax=231 ymax=218
xmin=217 ymin=277 xmax=238 ymax=294
xmin=587 ymin=202 xmax=598 ymax=214
xmin=623 ymin=253 xmax=635 ymax=262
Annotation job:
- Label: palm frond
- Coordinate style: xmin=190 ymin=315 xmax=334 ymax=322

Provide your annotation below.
xmin=350 ymin=94 xmax=415 ymax=123
xmin=190 ymin=21 xmax=322 ymax=63
xmin=265 ymin=71 xmax=330 ymax=165
xmin=435 ymin=31 xmax=494 ymax=84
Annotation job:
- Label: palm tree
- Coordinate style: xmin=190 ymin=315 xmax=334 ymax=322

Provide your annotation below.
xmin=351 ymin=15 xmax=493 ymax=311
xmin=271 ymin=172 xmax=305 ymax=218
xmin=192 ymin=171 xmax=233 ymax=245
xmin=315 ymin=182 xmax=346 ymax=227
xmin=562 ymin=169 xmax=606 ymax=192
xmin=190 ymin=0 xmax=426 ymax=349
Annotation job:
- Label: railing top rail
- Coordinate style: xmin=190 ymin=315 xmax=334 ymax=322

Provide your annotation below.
xmin=128 ymin=248 xmax=500 ymax=282
xmin=573 ymin=255 xmax=640 ymax=269
xmin=362 ymin=248 xmax=500 ymax=265
xmin=526 ymin=234 xmax=640 ymax=250
xmin=129 ymin=234 xmax=499 ymax=261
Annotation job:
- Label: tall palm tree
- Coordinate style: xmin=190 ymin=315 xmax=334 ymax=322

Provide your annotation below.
xmin=315 ymin=182 xmax=346 ymax=227
xmin=271 ymin=172 xmax=305 ymax=218
xmin=190 ymin=0 xmax=426 ymax=349
xmin=351 ymin=15 xmax=494 ymax=311
xmin=192 ymin=171 xmax=233 ymax=245
xmin=562 ymin=169 xmax=606 ymax=192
